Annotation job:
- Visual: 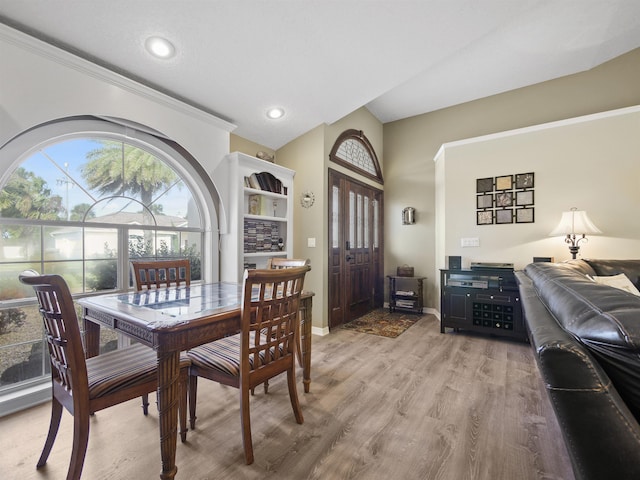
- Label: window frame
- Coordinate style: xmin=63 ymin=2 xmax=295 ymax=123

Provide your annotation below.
xmin=0 ymin=116 xmax=219 ymax=415
xmin=329 ymin=129 xmax=383 ymax=184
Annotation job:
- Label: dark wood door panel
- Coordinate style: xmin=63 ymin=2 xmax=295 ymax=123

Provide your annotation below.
xmin=328 ymin=169 xmax=383 ymax=328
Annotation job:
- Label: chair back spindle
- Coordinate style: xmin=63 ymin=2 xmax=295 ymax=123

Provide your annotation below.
xmin=20 ymin=271 xmax=89 ymax=399
xmin=131 ymin=259 xmax=191 ymax=291
xmin=263 ymin=257 xmax=310 ymax=372
xmin=243 ymin=268 xmax=307 ymax=381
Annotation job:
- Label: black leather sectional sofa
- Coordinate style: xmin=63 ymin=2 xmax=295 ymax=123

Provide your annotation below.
xmin=516 ymin=259 xmax=640 ymax=480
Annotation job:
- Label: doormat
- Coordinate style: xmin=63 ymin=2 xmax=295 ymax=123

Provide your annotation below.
xmin=341 ymin=308 xmax=422 ymax=338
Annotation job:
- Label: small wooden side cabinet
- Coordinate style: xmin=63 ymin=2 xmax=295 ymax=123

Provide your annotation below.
xmin=387 ymin=275 xmax=426 ymax=314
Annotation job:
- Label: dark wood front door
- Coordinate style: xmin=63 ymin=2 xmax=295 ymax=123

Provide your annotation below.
xmin=328 ymin=169 xmax=383 ymax=329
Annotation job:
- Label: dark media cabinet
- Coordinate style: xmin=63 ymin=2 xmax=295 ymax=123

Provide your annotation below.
xmin=440 ymin=266 xmax=526 ymax=341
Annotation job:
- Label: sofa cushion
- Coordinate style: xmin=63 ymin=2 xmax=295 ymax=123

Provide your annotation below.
xmin=585 ymin=259 xmax=640 ymax=290
xmin=589 ymin=273 xmax=640 ymax=296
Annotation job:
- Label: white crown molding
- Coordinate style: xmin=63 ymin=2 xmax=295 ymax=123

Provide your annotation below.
xmin=434 ymin=104 xmax=640 ymax=162
xmin=0 ymin=23 xmax=237 ymax=133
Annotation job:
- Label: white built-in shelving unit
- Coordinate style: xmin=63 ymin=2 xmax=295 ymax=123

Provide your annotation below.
xmin=215 ymin=152 xmax=294 ymax=282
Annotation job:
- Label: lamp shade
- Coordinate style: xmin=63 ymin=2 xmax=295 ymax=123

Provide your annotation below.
xmin=549 ymin=208 xmax=602 ymax=236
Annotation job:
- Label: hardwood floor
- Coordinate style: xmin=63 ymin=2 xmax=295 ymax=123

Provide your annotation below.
xmin=0 ymin=315 xmax=574 ymax=480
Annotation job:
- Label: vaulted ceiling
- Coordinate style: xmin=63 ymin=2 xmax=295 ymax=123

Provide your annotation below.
xmin=1 ymin=1 xmax=639 ymax=149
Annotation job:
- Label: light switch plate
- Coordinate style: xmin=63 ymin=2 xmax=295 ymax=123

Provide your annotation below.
xmin=307 ymin=237 xmax=316 ymax=248
xmin=461 ymin=237 xmax=480 ymax=247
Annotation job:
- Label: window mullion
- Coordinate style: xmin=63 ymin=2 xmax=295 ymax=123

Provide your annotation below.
xmin=119 ymin=226 xmax=129 ymax=290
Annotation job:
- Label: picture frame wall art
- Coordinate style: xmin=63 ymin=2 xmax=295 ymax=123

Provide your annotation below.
xmin=477 ymin=194 xmax=493 ymax=209
xmin=515 ymin=172 xmax=535 ymax=189
xmin=516 ymin=207 xmax=535 ymax=223
xmin=476 ymin=172 xmax=535 ymax=225
xmin=477 ymin=211 xmax=493 ymax=225
xmin=496 ymin=191 xmax=513 ymax=207
xmin=516 ymin=190 xmax=534 ymax=206
xmin=495 ymin=175 xmax=513 ymax=190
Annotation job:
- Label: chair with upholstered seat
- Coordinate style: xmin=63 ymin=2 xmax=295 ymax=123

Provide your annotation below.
xmin=19 ymin=270 xmax=190 ymax=480
xmin=187 ymin=265 xmax=310 ymax=464
xmin=266 ymin=258 xmax=310 ymax=361
xmin=130 ymin=258 xmax=192 ymax=415
xmin=261 ymin=258 xmax=310 ymax=393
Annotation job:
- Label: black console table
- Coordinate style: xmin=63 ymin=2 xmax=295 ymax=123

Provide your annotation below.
xmin=440 ymin=267 xmax=526 ymax=341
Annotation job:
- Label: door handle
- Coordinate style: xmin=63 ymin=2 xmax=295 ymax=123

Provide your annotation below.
xmin=346 ymin=255 xmax=353 ymax=262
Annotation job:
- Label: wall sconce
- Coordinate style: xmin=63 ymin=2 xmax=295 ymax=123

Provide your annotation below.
xmin=549 ymin=207 xmax=601 ymax=259
xmin=402 ymin=207 xmax=416 ymax=225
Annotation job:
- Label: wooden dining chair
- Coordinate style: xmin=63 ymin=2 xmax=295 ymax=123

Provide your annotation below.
xmin=261 ymin=258 xmax=310 ymax=393
xmin=130 ymin=258 xmax=191 ymax=291
xmin=187 ymin=265 xmax=310 ymax=464
xmin=130 ymin=258 xmax=191 ymax=416
xmin=18 ymin=270 xmax=190 ymax=480
xmin=265 ymin=257 xmax=311 ymax=270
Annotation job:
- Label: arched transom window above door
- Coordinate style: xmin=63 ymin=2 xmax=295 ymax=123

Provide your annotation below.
xmin=329 ymin=129 xmax=383 ymax=184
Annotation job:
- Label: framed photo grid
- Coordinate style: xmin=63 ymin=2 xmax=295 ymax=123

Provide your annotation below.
xmin=476 ymin=172 xmax=535 ymax=225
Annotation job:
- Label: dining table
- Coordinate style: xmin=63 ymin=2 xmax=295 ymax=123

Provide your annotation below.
xmin=78 ymin=282 xmax=314 ymax=480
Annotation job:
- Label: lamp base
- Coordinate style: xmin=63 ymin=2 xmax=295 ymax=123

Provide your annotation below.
xmin=568 ymin=245 xmax=580 ymax=260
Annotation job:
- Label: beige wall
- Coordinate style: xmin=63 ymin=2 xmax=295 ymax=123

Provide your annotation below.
xmin=274 ymin=125 xmax=326 ymax=332
xmin=229 ymin=135 xmax=275 ymax=160
xmin=384 ymin=47 xmax=640 ymax=309
xmin=436 ymin=107 xmax=640 ymax=276
xmin=233 ymin=48 xmax=640 ymax=323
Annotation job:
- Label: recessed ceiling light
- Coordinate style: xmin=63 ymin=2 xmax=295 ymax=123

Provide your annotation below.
xmin=145 ymin=36 xmax=175 ymax=59
xmin=266 ymin=107 xmax=285 ymax=119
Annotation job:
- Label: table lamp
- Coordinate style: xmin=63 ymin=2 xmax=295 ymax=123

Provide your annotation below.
xmin=549 ymin=207 xmax=601 ymax=259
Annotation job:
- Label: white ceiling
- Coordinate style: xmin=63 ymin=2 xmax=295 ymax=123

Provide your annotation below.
xmin=1 ymin=1 xmax=639 ymax=150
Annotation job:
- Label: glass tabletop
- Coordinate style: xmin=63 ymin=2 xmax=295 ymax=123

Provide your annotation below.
xmin=80 ymin=281 xmax=296 ymax=329
xmin=115 ymin=282 xmax=243 ymax=318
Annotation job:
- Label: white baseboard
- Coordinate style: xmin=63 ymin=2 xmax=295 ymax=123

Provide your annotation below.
xmin=312 ymin=325 xmax=330 ymax=336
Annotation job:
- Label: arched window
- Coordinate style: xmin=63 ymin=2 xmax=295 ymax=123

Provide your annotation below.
xmin=0 ymin=117 xmax=216 ymax=408
xmin=329 ymin=129 xmax=383 ymax=184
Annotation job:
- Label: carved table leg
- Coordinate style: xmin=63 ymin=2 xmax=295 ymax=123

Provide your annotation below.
xmin=83 ymin=311 xmax=100 ymax=359
xmin=157 ymin=348 xmax=180 ymax=480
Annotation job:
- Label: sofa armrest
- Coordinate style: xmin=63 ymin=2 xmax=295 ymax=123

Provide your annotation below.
xmin=517 ymin=271 xmax=640 ymax=480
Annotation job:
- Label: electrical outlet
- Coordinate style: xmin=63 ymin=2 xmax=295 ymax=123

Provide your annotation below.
xmin=307 ymin=237 xmax=316 ymax=248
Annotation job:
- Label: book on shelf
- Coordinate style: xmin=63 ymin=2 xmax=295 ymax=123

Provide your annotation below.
xmin=246 ymin=171 xmax=284 ymax=194
xmin=259 ymin=172 xmax=280 ymax=193
xmin=395 ymin=300 xmax=416 ymax=308
xmin=244 ymin=219 xmax=280 ymax=252
xmin=248 ymin=173 xmax=261 ymax=190
xmin=255 ymin=172 xmax=269 ymax=190
xmin=395 ymin=290 xmax=416 ymax=296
